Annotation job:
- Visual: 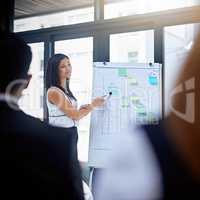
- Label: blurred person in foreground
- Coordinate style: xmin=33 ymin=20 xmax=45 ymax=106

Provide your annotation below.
xmin=0 ymin=32 xmax=84 ymax=200
xmin=95 ymin=32 xmax=200 ymax=199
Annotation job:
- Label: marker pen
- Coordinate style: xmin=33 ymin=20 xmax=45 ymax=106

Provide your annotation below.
xmin=102 ymin=92 xmax=112 ymax=100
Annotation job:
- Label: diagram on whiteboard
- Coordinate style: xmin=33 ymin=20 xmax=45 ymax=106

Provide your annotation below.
xmin=88 ymin=62 xmax=162 ymax=167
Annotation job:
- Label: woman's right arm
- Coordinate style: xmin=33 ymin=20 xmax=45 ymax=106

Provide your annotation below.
xmin=48 ymin=88 xmax=104 ymax=120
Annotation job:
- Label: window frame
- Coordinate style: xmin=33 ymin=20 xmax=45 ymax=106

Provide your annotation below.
xmin=16 ymin=1 xmax=200 ymax=119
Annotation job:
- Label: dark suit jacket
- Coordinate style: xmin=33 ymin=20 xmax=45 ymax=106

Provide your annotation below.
xmin=0 ymin=100 xmax=84 ymax=200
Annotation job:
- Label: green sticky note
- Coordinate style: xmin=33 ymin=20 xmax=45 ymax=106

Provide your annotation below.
xmin=130 ymin=96 xmax=140 ymax=104
xmin=118 ymin=68 xmax=127 ymax=77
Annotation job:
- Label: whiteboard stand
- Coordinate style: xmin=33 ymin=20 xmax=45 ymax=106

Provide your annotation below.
xmin=89 ymin=167 xmax=95 ymax=190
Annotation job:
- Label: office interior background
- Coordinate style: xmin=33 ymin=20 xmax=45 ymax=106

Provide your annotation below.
xmin=13 ymin=0 xmax=200 ymax=162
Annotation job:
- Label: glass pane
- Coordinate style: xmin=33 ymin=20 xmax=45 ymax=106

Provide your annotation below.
xmin=164 ymin=23 xmax=200 ymax=114
xmin=14 ymin=7 xmax=94 ymax=32
xmin=110 ymin=30 xmax=154 ymax=63
xmin=105 ymin=0 xmax=199 ymax=19
xmin=19 ymin=43 xmax=44 ymax=120
xmin=55 ymin=37 xmax=93 ymax=162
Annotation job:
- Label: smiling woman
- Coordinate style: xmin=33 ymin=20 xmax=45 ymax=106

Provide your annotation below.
xmin=45 ymin=53 xmax=105 ymax=200
xmin=55 ymin=37 xmax=94 ymax=163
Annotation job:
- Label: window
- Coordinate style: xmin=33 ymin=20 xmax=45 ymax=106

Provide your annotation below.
xmin=55 ymin=37 xmax=93 ymax=162
xmin=40 ymin=59 xmax=44 ymax=72
xmin=19 ymin=43 xmax=44 ymax=120
xmin=105 ymin=0 xmax=199 ymax=19
xmin=164 ymin=23 xmax=200 ymax=114
xmin=40 ymin=95 xmax=43 ymax=109
xmin=14 ymin=7 xmax=94 ymax=32
xmin=110 ymin=30 xmax=154 ymax=63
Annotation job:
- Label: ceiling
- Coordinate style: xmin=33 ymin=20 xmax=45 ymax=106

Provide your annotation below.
xmin=15 ymin=0 xmax=121 ymax=19
xmin=15 ymin=0 xmax=93 ymax=19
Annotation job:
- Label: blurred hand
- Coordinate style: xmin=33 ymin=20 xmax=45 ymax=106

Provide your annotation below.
xmin=91 ymin=97 xmax=105 ymax=107
xmin=80 ymin=104 xmax=91 ymax=110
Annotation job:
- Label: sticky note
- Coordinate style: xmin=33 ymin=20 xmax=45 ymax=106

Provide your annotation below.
xmin=130 ymin=96 xmax=140 ymax=104
xmin=128 ymin=77 xmax=138 ymax=85
xmin=118 ymin=68 xmax=127 ymax=77
xmin=148 ymin=76 xmax=158 ymax=85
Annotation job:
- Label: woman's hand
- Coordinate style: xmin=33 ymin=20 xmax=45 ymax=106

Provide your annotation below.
xmin=80 ymin=104 xmax=92 ymax=110
xmin=91 ymin=97 xmax=105 ymax=107
xmin=80 ymin=104 xmax=89 ymax=109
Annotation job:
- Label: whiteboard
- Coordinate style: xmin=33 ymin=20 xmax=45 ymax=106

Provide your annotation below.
xmin=88 ymin=62 xmax=162 ymax=167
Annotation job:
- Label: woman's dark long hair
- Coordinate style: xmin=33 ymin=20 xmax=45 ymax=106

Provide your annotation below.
xmin=45 ymin=53 xmax=76 ymax=100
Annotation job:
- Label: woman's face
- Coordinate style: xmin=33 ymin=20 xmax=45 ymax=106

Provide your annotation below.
xmin=58 ymin=58 xmax=72 ymax=81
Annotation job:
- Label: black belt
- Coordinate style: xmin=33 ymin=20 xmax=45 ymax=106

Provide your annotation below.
xmin=49 ymin=114 xmax=65 ymax=117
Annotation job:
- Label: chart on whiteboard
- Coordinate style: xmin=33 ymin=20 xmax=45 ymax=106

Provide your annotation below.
xmin=91 ymin=63 xmax=161 ymax=133
xmin=88 ymin=63 xmax=162 ymax=167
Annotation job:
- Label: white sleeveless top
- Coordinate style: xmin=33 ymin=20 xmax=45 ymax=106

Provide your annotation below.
xmin=46 ymin=87 xmax=78 ymax=128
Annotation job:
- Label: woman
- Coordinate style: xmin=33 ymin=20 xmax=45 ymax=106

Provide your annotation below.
xmin=45 ymin=54 xmax=104 ymax=200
